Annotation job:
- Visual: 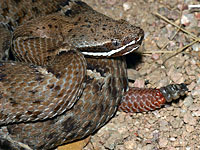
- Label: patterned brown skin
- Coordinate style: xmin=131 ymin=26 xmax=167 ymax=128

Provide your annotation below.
xmin=0 ymin=48 xmax=87 ymax=125
xmin=0 ymin=0 xmax=144 ymax=126
xmin=0 ymin=57 xmax=128 ymax=149
xmin=0 ymin=0 xmax=188 ymax=150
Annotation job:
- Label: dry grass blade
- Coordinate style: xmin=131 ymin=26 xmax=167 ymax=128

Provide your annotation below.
xmin=153 ymin=12 xmax=199 ymax=40
xmin=142 ymin=12 xmax=199 ymax=65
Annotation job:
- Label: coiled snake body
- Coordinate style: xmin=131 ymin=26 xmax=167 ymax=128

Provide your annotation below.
xmin=0 ymin=0 xmax=188 ymax=149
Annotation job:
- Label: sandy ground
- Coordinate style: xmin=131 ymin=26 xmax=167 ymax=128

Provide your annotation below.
xmin=80 ymin=0 xmax=200 ymax=150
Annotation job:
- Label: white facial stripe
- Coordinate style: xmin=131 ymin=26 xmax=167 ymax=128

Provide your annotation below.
xmin=122 ymin=45 xmax=140 ymax=55
xmin=82 ymin=38 xmax=140 ymax=57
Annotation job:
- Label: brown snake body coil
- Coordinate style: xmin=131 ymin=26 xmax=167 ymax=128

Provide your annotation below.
xmin=0 ymin=0 xmax=187 ymax=149
xmin=0 ymin=1 xmax=134 ymax=149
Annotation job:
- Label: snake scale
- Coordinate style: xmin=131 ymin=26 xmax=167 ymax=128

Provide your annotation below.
xmin=0 ymin=0 xmax=188 ymax=149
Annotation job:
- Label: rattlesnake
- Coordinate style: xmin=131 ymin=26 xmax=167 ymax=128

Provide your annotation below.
xmin=0 ymin=0 xmax=187 ymax=149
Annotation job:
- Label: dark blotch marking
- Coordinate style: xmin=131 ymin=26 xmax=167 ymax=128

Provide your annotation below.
xmin=145 ymin=80 xmax=149 ymax=85
xmin=62 ymin=117 xmax=78 ymax=134
xmin=46 ymin=56 xmax=52 ymax=62
xmin=75 ymin=1 xmax=85 ymax=6
xmin=85 ymin=19 xmax=92 ymax=24
xmin=0 ymin=139 xmax=14 ymax=150
xmin=32 ymin=7 xmax=40 ymax=14
xmin=60 ymin=1 xmax=69 ymax=7
xmin=54 ymin=85 xmax=61 ymax=91
xmin=87 ymin=63 xmax=96 ymax=71
xmin=64 ymin=10 xmax=72 ymax=17
xmin=0 ymin=93 xmax=3 ymax=99
xmin=15 ymin=114 xmax=21 ymax=120
xmin=72 ymin=34 xmax=76 ymax=38
xmin=78 ymin=17 xmax=81 ymax=21
xmin=47 ymin=67 xmax=55 ymax=75
xmin=45 ymin=132 xmax=58 ymax=144
xmin=90 ymin=28 xmax=94 ymax=33
xmin=52 ymin=18 xmax=57 ymax=21
xmin=47 ymin=49 xmax=56 ymax=52
xmin=56 ymin=6 xmax=62 ymax=12
xmin=93 ymin=83 xmax=100 ymax=92
xmin=94 ymin=82 xmax=103 ymax=92
xmin=0 ymin=62 xmax=4 ymax=67
xmin=29 ymin=90 xmax=37 ymax=94
xmin=14 ymin=0 xmax=21 ymax=4
xmin=98 ymin=103 xmax=105 ymax=117
xmin=0 ymin=73 xmax=6 ymax=81
xmin=9 ymin=98 xmax=18 ymax=106
xmin=47 ymin=67 xmax=61 ymax=78
xmin=32 ymin=99 xmax=41 ymax=104
xmin=96 ymin=68 xmax=106 ymax=77
xmin=42 ymin=26 xmax=45 ymax=29
xmin=24 ymin=51 xmax=28 ymax=57
xmin=47 ymin=84 xmax=54 ymax=89
xmin=27 ymin=111 xmax=33 ymax=115
xmin=57 ymin=92 xmax=64 ymax=98
xmin=32 ymin=0 xmax=36 ymax=2
xmin=73 ymin=22 xmax=78 ymax=26
xmin=68 ymin=29 xmax=72 ymax=32
xmin=29 ymin=64 xmax=37 ymax=69
xmin=111 ymin=80 xmax=117 ymax=98
xmin=7 ymin=126 xmax=14 ymax=134
xmin=55 ymin=73 xmax=61 ymax=78
xmin=107 ymin=78 xmax=112 ymax=94
xmin=2 ymin=8 xmax=9 ymax=15
xmin=122 ymin=77 xmax=128 ymax=91
xmin=48 ymin=24 xmax=52 ymax=28
xmin=23 ymin=37 xmax=36 ymax=42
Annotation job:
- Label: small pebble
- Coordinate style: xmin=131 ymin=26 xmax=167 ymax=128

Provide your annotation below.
xmin=183 ymin=112 xmax=197 ymax=125
xmin=123 ymin=2 xmax=132 ymax=11
xmin=159 ymin=138 xmax=168 ymax=148
xmin=183 ymin=96 xmax=194 ymax=107
xmin=185 ymin=124 xmax=194 ymax=133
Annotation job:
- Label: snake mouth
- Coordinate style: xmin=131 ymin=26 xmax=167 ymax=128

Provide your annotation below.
xmin=109 ymin=37 xmax=142 ymax=57
xmin=81 ymin=36 xmax=143 ymax=57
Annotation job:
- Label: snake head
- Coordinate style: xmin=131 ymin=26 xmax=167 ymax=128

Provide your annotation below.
xmin=12 ymin=1 xmax=144 ymax=59
xmin=63 ymin=2 xmax=144 ymax=57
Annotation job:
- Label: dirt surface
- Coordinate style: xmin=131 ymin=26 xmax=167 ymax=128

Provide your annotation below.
xmin=81 ymin=0 xmax=200 ymax=150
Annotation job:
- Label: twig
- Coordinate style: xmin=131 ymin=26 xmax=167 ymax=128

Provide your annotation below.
xmin=143 ymin=12 xmax=199 ymax=66
xmin=162 ymin=39 xmax=198 ymax=65
xmin=153 ymin=12 xmax=200 ymax=41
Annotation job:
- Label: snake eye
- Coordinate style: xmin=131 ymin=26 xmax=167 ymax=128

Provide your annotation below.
xmin=112 ymin=40 xmax=120 ymax=47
